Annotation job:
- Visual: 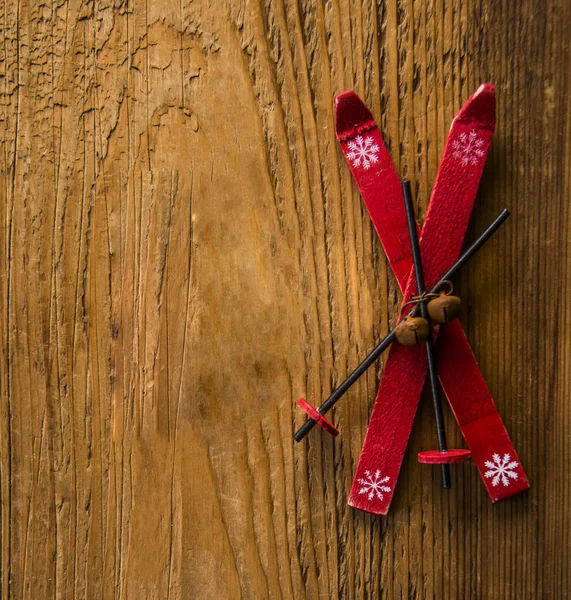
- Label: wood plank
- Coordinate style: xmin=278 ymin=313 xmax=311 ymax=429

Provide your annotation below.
xmin=0 ymin=0 xmax=569 ymax=597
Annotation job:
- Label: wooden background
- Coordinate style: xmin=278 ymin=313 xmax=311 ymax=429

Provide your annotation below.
xmin=1 ymin=0 xmax=570 ymax=598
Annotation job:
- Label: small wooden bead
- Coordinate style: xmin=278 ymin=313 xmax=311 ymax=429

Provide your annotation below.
xmin=427 ymin=294 xmax=462 ymax=323
xmin=395 ymin=316 xmax=429 ymax=346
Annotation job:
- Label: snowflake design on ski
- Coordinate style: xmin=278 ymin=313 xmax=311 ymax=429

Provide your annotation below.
xmin=451 ymin=130 xmax=485 ymax=166
xmin=484 ymin=453 xmax=519 ymax=487
xmin=347 ymin=135 xmax=380 ymax=170
xmin=357 ymin=469 xmax=392 ymax=501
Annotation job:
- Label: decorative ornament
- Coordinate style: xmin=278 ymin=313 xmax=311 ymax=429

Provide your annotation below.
xmin=294 ymin=84 xmax=529 ymax=515
xmin=394 ymin=315 xmax=429 ymax=347
xmin=427 ymin=292 xmax=462 ymax=323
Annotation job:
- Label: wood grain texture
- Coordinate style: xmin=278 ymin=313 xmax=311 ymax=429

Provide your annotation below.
xmin=0 ymin=0 xmax=569 ymax=598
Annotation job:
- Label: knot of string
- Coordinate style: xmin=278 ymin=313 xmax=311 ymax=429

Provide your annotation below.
xmin=399 ymin=280 xmax=454 ymax=320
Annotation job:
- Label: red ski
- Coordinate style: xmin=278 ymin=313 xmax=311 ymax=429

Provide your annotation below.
xmin=334 ymin=85 xmax=529 ymax=515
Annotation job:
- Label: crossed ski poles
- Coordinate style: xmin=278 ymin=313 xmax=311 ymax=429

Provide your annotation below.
xmin=294 ymin=204 xmax=510 ymax=444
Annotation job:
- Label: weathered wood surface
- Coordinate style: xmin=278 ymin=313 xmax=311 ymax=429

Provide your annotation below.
xmin=0 ymin=0 xmax=569 ymax=598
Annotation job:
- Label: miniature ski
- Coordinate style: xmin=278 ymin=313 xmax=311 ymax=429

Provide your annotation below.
xmin=333 ymin=85 xmax=529 ymax=514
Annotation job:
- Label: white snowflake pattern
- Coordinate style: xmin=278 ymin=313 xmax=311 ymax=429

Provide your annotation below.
xmin=347 ymin=135 xmax=380 ymax=170
xmin=484 ymin=453 xmax=520 ymax=487
xmin=451 ymin=130 xmax=485 ymax=166
xmin=357 ymin=469 xmax=392 ymax=501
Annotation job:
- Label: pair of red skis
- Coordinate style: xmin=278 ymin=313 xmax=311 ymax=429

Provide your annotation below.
xmin=300 ymin=84 xmax=529 ymax=515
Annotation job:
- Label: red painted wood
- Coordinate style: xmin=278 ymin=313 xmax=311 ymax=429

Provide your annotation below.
xmin=335 ymin=92 xmax=415 ymax=286
xmin=436 ymin=322 xmax=530 ymax=499
xmin=418 ymin=449 xmax=472 ymax=464
xmin=336 ymin=85 xmax=529 ymax=515
xmin=297 ymin=398 xmax=340 ymax=438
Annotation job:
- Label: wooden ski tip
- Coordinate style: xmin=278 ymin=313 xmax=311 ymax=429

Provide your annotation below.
xmin=454 ymin=82 xmax=496 ymax=127
xmin=418 ymin=449 xmax=472 ymax=464
xmin=297 ymin=398 xmax=339 ymax=438
xmin=334 ymin=90 xmax=375 ymax=137
xmin=348 ymin=499 xmax=390 ymax=516
xmin=475 ymin=82 xmax=495 ymax=96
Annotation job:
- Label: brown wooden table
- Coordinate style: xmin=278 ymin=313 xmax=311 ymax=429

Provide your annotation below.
xmin=1 ymin=0 xmax=570 ymax=597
